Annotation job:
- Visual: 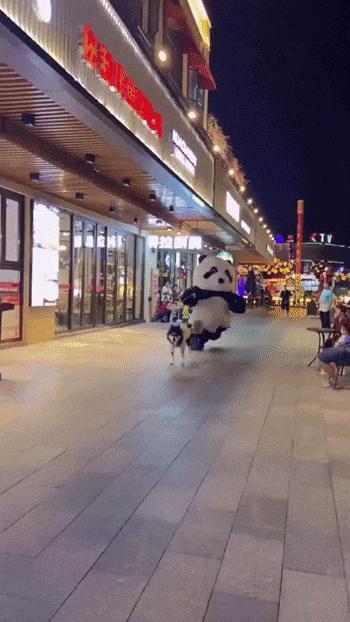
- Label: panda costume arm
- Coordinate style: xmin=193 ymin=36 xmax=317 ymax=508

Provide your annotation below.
xmin=182 ymin=287 xmax=245 ymax=314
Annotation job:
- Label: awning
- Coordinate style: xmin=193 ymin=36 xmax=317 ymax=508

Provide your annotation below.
xmin=165 ymin=0 xmax=216 ymax=90
xmin=188 ymin=51 xmax=216 ymax=91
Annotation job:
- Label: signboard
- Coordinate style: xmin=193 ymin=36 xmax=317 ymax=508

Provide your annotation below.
xmin=240 ymin=219 xmax=251 ymax=235
xmin=172 ymin=130 xmax=197 ymax=176
xmin=147 ymin=235 xmax=202 ymax=250
xmin=226 ymin=192 xmax=240 ymax=222
xmin=310 ymin=233 xmax=333 ymax=244
xmin=31 ymin=202 xmax=60 ymax=306
xmin=82 ymin=24 xmax=163 ymax=138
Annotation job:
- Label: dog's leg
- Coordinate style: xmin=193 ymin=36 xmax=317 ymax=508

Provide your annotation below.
xmin=170 ymin=342 xmax=175 ymax=366
xmin=180 ymin=342 xmax=185 ymax=367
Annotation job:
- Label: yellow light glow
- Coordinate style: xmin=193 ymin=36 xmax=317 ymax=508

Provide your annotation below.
xmin=213 ymin=144 xmax=220 ymax=153
xmin=188 ymin=0 xmax=212 ymax=49
xmin=158 ymin=49 xmax=168 ymax=63
xmin=228 ymin=168 xmax=235 ymax=176
xmin=188 ymin=109 xmax=198 ymax=120
xmin=240 ymin=185 xmax=246 ymax=193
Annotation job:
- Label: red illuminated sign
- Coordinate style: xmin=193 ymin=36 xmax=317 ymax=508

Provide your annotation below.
xmin=82 ymin=24 xmax=163 ymax=139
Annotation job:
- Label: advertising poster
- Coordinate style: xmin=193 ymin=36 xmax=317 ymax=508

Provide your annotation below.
xmin=31 ymin=202 xmax=60 ymax=306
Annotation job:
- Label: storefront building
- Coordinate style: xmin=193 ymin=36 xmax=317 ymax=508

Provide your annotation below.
xmin=0 ymin=0 xmax=222 ymax=345
xmin=0 ymin=1 xmax=276 ymax=345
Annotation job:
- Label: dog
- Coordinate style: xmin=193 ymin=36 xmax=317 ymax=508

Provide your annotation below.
xmin=167 ymin=315 xmax=188 ymax=366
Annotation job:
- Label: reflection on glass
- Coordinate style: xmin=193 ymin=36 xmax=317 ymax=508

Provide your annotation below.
xmin=125 ymin=235 xmax=135 ymax=321
xmin=135 ymin=236 xmax=144 ymax=320
xmin=106 ymin=231 xmax=116 ymax=324
xmin=116 ymin=234 xmax=126 ymax=322
xmin=56 ymin=212 xmax=71 ymax=332
xmin=95 ymin=225 xmax=106 ymax=324
xmin=84 ymin=222 xmax=96 ymax=327
xmin=72 ymin=219 xmax=83 ymax=327
xmin=5 ymin=198 xmax=20 ymax=262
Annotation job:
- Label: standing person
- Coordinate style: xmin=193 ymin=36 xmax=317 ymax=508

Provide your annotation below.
xmin=318 ymin=282 xmax=335 ymax=329
xmin=280 ymin=286 xmax=292 ymax=314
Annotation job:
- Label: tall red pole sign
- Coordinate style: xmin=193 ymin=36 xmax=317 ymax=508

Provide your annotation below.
xmin=296 ymin=199 xmax=304 ymax=274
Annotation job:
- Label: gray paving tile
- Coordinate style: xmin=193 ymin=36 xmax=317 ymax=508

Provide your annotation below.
xmin=232 ymin=495 xmax=287 ymax=541
xmin=169 ymin=506 xmax=234 ymax=559
xmin=95 ymin=516 xmax=175 ymax=577
xmin=279 ymin=570 xmax=350 ymax=622
xmin=129 ymin=552 xmax=220 ymax=622
xmin=50 ymin=571 xmax=147 ymax=622
xmin=0 ymin=592 xmax=56 ymax=622
xmin=205 ymin=592 xmax=278 ymax=622
xmin=0 ymin=484 xmax=55 ymax=532
xmin=137 ymin=483 xmax=196 ymax=524
xmin=215 ymin=534 xmax=283 ymax=603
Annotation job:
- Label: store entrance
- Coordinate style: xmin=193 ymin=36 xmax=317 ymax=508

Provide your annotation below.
xmin=0 ymin=188 xmax=23 ymax=343
xmin=54 ymin=207 xmax=145 ymax=332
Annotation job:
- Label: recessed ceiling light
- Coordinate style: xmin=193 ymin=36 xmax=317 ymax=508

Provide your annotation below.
xmin=133 ymin=218 xmax=138 ymax=224
xmin=122 ymin=177 xmax=131 ymax=187
xmin=109 ymin=206 xmax=116 ymax=214
xmin=158 ymin=48 xmax=168 ymax=63
xmin=169 ymin=205 xmax=174 ymax=212
xmin=240 ymin=185 xmax=246 ymax=193
xmin=149 ymin=192 xmax=156 ymax=201
xmin=84 ymin=153 xmax=95 ymax=165
xmin=22 ymin=113 xmax=36 ymax=126
xmin=75 ymin=192 xmax=84 ymax=200
xmin=259 ymin=216 xmax=263 ymax=223
xmin=156 ymin=218 xmax=162 ymax=225
xmin=228 ymin=168 xmax=235 ymax=176
xmin=247 ymin=198 xmax=253 ymax=205
xmin=29 ymin=172 xmax=40 ymax=182
xmin=188 ymin=109 xmax=198 ymax=121
xmin=254 ymin=208 xmax=258 ymax=214
xmin=213 ymin=145 xmax=220 ymax=153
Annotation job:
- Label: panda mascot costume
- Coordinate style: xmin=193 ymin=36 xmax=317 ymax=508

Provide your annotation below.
xmin=182 ymin=254 xmax=246 ymax=349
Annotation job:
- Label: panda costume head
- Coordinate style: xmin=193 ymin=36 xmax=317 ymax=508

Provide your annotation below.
xmin=194 ymin=255 xmax=234 ymax=293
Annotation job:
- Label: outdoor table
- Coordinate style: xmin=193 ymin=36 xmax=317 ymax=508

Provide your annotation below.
xmin=306 ymin=326 xmax=334 ymax=367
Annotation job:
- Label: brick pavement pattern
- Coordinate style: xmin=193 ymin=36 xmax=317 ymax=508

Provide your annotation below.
xmin=0 ymin=313 xmax=350 ymax=621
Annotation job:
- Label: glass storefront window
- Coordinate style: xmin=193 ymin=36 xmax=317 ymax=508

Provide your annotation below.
xmin=5 ymin=198 xmax=20 ymax=262
xmin=84 ymin=222 xmax=96 ymax=327
xmin=30 ymin=203 xmax=145 ymax=334
xmin=56 ymin=212 xmax=71 ymax=332
xmin=72 ymin=219 xmax=83 ymax=328
xmin=96 ymin=225 xmax=106 ymax=325
xmin=116 ymin=234 xmax=126 ymax=322
xmin=135 ymin=236 xmax=145 ymax=320
xmin=0 ymin=189 xmax=23 ymax=343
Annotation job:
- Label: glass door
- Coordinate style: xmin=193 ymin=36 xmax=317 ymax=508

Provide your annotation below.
xmin=116 ymin=234 xmax=126 ymax=322
xmin=0 ymin=190 xmax=23 ymax=343
xmin=106 ymin=231 xmax=117 ymax=324
xmin=96 ymin=225 xmax=106 ymax=325
xmin=135 ymin=236 xmax=145 ymax=321
xmin=72 ymin=218 xmax=84 ymax=328
xmin=83 ymin=222 xmax=96 ymax=328
xmin=56 ymin=211 xmax=71 ymax=332
xmin=125 ymin=234 xmax=135 ymax=321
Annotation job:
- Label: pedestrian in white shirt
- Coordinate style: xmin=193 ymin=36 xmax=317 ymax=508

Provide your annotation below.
xmin=318 ymin=282 xmax=335 ymax=329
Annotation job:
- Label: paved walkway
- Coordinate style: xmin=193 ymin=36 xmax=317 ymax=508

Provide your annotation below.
xmin=0 ymin=313 xmax=349 ymax=622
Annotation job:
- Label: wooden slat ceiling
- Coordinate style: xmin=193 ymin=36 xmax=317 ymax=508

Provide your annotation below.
xmin=0 ymin=63 xmax=232 ymax=246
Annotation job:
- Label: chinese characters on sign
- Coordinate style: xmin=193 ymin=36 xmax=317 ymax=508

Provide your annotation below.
xmin=82 ymin=24 xmax=163 ymax=139
xmin=171 ymin=130 xmax=197 ymax=176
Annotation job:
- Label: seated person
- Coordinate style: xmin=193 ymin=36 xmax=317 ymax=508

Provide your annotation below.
xmin=318 ymin=316 xmax=350 ymax=387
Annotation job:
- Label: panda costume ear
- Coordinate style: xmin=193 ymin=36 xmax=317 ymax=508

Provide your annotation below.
xmin=198 ymin=255 xmax=207 ymax=264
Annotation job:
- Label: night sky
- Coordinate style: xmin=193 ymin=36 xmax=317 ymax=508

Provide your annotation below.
xmin=208 ymin=1 xmax=350 ymax=244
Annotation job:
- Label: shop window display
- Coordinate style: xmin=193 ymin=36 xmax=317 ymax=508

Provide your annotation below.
xmin=31 ymin=202 xmax=144 ymax=333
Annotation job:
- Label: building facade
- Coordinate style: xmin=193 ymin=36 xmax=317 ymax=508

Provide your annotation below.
xmin=0 ymin=0 xmax=274 ymax=345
